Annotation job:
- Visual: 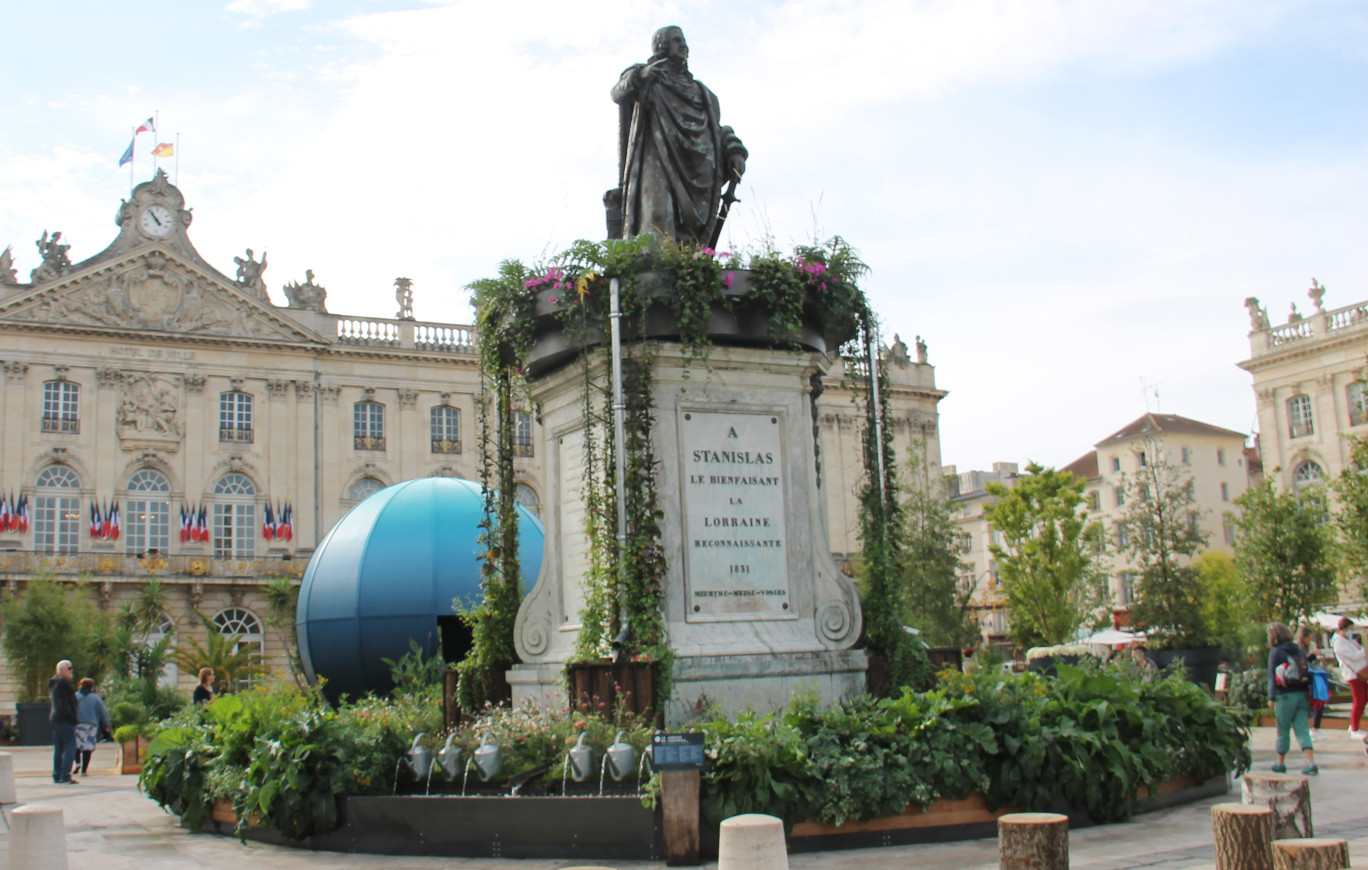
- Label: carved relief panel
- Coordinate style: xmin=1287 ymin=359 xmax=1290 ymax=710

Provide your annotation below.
xmin=117 ymin=371 xmax=183 ymax=450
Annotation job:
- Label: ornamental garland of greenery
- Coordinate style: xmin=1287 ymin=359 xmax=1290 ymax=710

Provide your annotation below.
xmin=465 ymin=236 xmax=888 ymax=710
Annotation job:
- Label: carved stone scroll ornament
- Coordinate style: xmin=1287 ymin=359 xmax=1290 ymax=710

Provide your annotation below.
xmin=117 ymin=372 xmax=183 ymax=439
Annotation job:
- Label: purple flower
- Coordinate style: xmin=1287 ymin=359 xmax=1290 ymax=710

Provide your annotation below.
xmin=548 ymin=297 xmax=558 ymax=304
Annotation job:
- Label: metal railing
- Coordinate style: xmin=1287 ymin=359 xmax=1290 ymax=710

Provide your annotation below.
xmin=0 ymin=550 xmax=306 ymax=579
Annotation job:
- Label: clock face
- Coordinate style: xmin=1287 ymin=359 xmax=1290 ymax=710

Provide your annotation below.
xmin=139 ymin=205 xmax=174 ymax=237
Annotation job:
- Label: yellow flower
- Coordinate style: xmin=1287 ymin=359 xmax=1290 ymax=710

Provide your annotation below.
xmin=576 ymin=272 xmax=596 ymax=300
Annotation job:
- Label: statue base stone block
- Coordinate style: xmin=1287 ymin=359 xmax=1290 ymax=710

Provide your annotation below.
xmin=510 ymin=343 xmax=866 ymax=726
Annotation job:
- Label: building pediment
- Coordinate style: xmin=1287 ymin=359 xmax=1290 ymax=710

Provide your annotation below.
xmin=0 ymin=248 xmax=325 ymax=346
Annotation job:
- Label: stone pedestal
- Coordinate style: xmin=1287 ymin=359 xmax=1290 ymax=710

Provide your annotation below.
xmin=510 ymin=343 xmax=865 ymax=724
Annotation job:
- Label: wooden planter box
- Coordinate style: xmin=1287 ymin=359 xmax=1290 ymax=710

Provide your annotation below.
xmin=566 ymin=661 xmax=661 ymax=724
xmin=119 ymin=736 xmax=151 ymax=775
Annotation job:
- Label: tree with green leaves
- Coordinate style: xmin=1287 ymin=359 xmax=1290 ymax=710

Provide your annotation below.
xmin=0 ymin=576 xmax=107 ymax=701
xmin=1116 ymin=441 xmax=1212 ymax=649
xmin=1232 ymin=477 xmax=1338 ymax=626
xmin=1192 ymin=550 xmax=1261 ymax=661
xmin=262 ymin=576 xmax=305 ymax=686
xmin=1331 ymin=434 xmax=1368 ymax=605
xmin=985 ymin=463 xmax=1108 ymax=650
xmin=897 ymin=456 xmax=977 ymax=648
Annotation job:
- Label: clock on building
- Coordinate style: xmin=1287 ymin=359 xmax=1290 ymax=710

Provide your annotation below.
xmin=138 ymin=204 xmax=175 ymax=238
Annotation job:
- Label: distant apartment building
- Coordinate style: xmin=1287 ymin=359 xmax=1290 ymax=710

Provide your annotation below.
xmin=1062 ymin=414 xmax=1253 ymax=619
xmin=948 ymin=413 xmax=1252 ymax=643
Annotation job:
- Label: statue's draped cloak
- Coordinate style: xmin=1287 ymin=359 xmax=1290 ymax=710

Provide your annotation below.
xmin=614 ymin=64 xmax=738 ymax=244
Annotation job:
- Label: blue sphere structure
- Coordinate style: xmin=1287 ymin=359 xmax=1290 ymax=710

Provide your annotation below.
xmin=296 ymin=477 xmax=543 ymax=702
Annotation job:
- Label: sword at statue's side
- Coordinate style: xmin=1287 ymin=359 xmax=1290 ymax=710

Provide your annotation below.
xmin=707 ymin=168 xmax=742 ymax=250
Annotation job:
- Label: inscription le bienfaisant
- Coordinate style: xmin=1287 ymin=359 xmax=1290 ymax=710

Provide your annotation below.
xmin=682 ymin=412 xmax=790 ymax=620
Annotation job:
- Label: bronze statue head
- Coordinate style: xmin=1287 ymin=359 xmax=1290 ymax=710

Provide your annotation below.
xmin=651 ymin=26 xmax=688 ymax=65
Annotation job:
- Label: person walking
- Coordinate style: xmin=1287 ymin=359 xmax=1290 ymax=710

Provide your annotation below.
xmin=1330 ymin=616 xmax=1368 ymax=740
xmin=48 ymin=659 xmax=79 ymax=784
xmin=1267 ymin=622 xmax=1317 ymax=775
xmin=74 ymin=678 xmax=112 ymax=777
xmin=1297 ymin=625 xmax=1328 ymax=740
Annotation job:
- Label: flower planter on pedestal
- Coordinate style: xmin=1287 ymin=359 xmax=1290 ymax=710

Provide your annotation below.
xmin=566 ymin=662 xmax=660 ymax=723
xmin=120 ymin=736 xmax=151 ymax=775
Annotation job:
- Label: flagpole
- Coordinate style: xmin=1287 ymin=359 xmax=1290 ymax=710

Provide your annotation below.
xmin=152 ymin=111 xmax=160 ymax=175
xmin=128 ymin=127 xmax=135 ymax=193
xmin=174 ymin=132 xmax=180 ymax=186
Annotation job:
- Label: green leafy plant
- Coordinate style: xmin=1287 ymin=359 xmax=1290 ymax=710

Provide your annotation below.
xmin=1232 ymin=477 xmax=1338 ymax=625
xmin=0 ymin=575 xmax=107 ymax=701
xmin=170 ymin=611 xmax=267 ymax=692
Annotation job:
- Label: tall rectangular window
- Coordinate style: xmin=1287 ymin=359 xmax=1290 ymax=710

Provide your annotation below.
xmin=1111 ymin=456 xmax=1121 ymax=472
xmin=1114 ymin=487 xmax=1125 ymax=508
xmin=1220 ymin=482 xmax=1229 ymax=502
xmin=1119 ymin=572 xmax=1135 ymax=604
xmin=219 ymin=392 xmax=254 ymax=443
xmin=213 ymin=504 xmax=256 ymax=558
xmin=1180 ymin=447 xmax=1190 ymax=464
xmin=1349 ymin=382 xmax=1368 ymax=427
xmin=431 ymin=406 xmax=461 ymax=454
xmin=41 ymin=381 xmax=80 ymax=434
xmin=34 ymin=496 xmax=80 ymax=553
xmin=1217 ymin=448 xmax=1226 ymax=466
xmin=513 ymin=411 xmax=534 ymax=457
xmin=1287 ymin=394 xmax=1314 ymax=438
xmin=1223 ymin=514 xmax=1236 ymax=545
xmin=354 ymin=402 xmax=385 ymax=451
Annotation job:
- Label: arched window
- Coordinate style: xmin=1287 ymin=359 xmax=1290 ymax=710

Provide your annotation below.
xmin=1287 ymin=395 xmax=1314 ymax=438
xmin=431 ymin=405 xmax=461 ymax=454
xmin=1292 ymin=460 xmax=1325 ymax=493
xmin=214 ymin=607 xmax=264 ymax=688
xmin=212 ymin=472 xmax=257 ymax=557
xmin=348 ymin=477 xmax=385 ymax=502
xmin=219 ymin=391 xmax=254 ymax=443
xmin=515 ymin=482 xmax=540 ymax=516
xmin=126 ymin=469 xmax=171 ymax=554
xmin=33 ymin=465 xmax=81 ymax=554
xmin=354 ymin=402 xmax=385 ymax=451
xmin=41 ymin=380 xmax=80 ymax=434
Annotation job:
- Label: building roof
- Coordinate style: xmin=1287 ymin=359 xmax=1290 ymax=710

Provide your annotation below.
xmin=1061 ymin=450 xmax=1099 ymax=481
xmin=1094 ymin=413 xmax=1247 ymax=448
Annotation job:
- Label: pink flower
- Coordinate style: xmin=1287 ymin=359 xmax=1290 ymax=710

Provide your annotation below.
xmin=548 ymin=297 xmax=558 ymax=304
xmin=801 ymin=261 xmax=827 ymax=276
xmin=723 ymin=272 xmax=734 ymax=289
xmin=699 ymin=247 xmax=715 ymax=257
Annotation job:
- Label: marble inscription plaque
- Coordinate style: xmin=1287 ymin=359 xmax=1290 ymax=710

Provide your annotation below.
xmin=681 ymin=411 xmax=790 ymax=620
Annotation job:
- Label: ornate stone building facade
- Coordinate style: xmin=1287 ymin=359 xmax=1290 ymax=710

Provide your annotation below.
xmin=1239 ymin=283 xmax=1368 ymax=488
xmin=0 ymin=173 xmax=944 ymax=708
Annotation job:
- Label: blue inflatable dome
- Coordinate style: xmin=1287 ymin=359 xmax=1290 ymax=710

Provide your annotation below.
xmin=296 ymin=477 xmax=543 ymax=702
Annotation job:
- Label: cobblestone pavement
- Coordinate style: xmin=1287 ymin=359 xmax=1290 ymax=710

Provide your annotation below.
xmin=0 ymin=725 xmax=1362 ymax=869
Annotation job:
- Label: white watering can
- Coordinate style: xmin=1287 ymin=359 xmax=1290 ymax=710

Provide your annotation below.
xmin=568 ymin=732 xmax=594 ymax=782
xmin=606 ymin=730 xmax=636 ymax=781
xmin=436 ymin=732 xmax=462 ymax=779
xmin=402 ymin=733 xmax=433 ymax=779
xmin=474 ymin=732 xmax=502 ymax=782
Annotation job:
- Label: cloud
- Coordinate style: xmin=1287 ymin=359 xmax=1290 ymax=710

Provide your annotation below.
xmin=226 ymin=0 xmax=311 ymax=17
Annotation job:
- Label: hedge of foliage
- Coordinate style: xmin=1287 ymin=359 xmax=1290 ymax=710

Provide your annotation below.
xmin=141 ymin=661 xmax=1248 ymax=843
xmin=689 ymin=662 xmax=1250 ymax=828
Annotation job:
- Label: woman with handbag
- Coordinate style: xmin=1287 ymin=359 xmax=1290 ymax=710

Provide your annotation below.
xmin=74 ymin=678 xmax=112 ymax=777
xmin=1331 ymin=617 xmax=1368 ymax=739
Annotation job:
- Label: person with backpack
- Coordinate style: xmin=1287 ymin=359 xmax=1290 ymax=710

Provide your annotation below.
xmin=1330 ymin=616 xmax=1368 ymax=740
xmin=1267 ymin=622 xmax=1317 ymax=774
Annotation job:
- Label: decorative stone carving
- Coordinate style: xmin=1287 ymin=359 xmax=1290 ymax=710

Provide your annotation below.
xmin=230 ymin=378 xmax=244 ymax=392
xmin=117 ymin=372 xmax=182 ymax=439
xmin=283 ymin=269 xmax=328 ymax=313
xmin=96 ymin=367 xmax=122 ymax=387
xmin=183 ymin=372 xmax=206 ymax=394
xmin=1289 ymin=303 xmax=1302 ymax=323
xmin=887 ymin=334 xmax=910 ymax=367
xmin=1308 ymin=278 xmax=1326 ymax=314
xmin=31 ymin=230 xmax=71 ymax=283
xmin=916 ymin=335 xmax=928 ymax=364
xmin=229 ymin=585 xmax=246 ymax=607
xmin=294 ymin=380 xmax=315 ymax=401
xmin=189 ymin=581 xmax=204 ymax=610
xmin=0 ymin=246 xmax=17 ymax=285
xmin=319 ymin=384 xmax=340 ymax=403
xmin=395 ymin=277 xmax=414 ymax=320
xmin=1245 ymin=297 xmax=1271 ymax=332
xmin=234 ymin=249 xmax=268 ymax=299
xmin=363 ymin=387 xmax=376 ymax=402
xmin=1257 ymin=388 xmax=1276 ymax=408
xmin=266 ymin=379 xmax=291 ymax=398
xmin=2 ymin=361 xmax=28 ymax=381
xmin=398 ymin=388 xmax=419 ymax=408
xmin=520 ymin=617 xmax=552 ymax=656
xmin=12 ymin=256 xmax=303 ymax=341
xmin=52 ymin=365 xmax=69 ymax=380
xmin=98 ymin=581 xmax=114 ymax=610
xmin=432 ymin=465 xmax=457 ymax=478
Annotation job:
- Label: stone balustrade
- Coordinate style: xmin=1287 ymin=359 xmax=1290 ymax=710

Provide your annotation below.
xmin=1252 ymin=299 xmax=1368 ymax=356
xmin=328 ymin=315 xmax=478 ymax=354
xmin=0 ymin=549 xmax=305 ymax=581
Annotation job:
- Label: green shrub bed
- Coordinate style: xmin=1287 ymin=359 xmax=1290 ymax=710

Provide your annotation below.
xmin=140 ymin=662 xmax=1248 ymax=843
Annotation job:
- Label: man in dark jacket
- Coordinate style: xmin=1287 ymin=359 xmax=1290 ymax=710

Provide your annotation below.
xmin=49 ymin=659 xmax=79 ymax=784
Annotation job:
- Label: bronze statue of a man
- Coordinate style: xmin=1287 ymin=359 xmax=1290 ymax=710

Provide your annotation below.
xmin=610 ymin=26 xmax=747 ymax=246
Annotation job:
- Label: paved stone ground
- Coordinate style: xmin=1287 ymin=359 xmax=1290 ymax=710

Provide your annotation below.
xmin=0 ymin=725 xmax=1362 ymax=869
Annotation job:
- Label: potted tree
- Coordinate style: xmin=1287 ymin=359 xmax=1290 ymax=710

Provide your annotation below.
xmin=0 ymin=576 xmax=103 ymax=745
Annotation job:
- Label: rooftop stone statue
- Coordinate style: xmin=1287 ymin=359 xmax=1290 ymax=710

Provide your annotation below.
xmin=608 ymin=26 xmax=747 ymax=246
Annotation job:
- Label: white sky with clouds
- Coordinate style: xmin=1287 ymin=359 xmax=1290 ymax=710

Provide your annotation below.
xmin=3 ymin=0 xmax=1365 ymax=473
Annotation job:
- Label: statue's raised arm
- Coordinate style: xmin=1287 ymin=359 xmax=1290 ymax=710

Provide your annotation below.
xmin=608 ymin=26 xmax=747 ymax=246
